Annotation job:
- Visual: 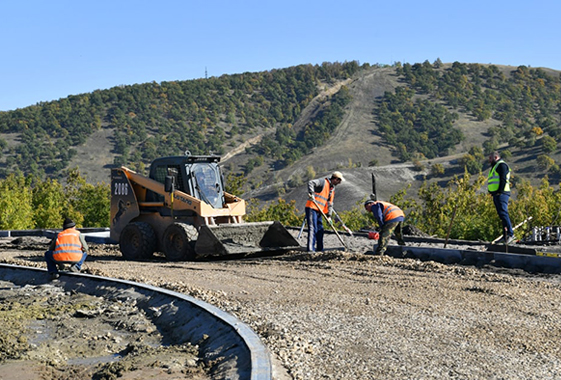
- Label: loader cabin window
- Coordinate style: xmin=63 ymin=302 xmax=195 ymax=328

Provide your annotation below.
xmin=191 ymin=163 xmax=223 ymax=209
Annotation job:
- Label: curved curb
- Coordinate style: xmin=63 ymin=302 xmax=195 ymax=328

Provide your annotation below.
xmin=0 ymin=264 xmax=272 ymax=380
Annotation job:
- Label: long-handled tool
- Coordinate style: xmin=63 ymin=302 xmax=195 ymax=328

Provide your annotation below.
xmin=370 ymin=173 xmax=377 ymax=201
xmin=310 ymin=198 xmax=347 ymax=249
xmin=297 ymin=217 xmax=306 ymax=239
xmin=332 ymin=208 xmax=353 ymax=236
xmin=491 ymin=216 xmax=532 ymax=244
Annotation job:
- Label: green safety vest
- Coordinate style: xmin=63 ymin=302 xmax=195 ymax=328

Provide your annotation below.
xmin=488 ymin=159 xmax=510 ymax=192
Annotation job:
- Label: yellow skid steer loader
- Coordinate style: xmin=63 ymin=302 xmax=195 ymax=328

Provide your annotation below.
xmin=110 ymin=152 xmax=299 ymax=260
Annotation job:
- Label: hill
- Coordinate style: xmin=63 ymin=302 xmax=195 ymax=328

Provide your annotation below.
xmin=240 ymin=63 xmax=561 ymax=212
xmin=1 ymin=61 xmax=561 ymax=214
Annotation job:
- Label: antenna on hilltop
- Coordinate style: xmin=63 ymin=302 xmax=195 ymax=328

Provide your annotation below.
xmin=205 ymin=67 xmax=208 ymax=79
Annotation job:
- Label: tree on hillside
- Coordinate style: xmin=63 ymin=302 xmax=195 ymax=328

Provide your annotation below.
xmin=377 ymin=86 xmax=463 ymax=161
xmin=542 ymin=135 xmax=557 ymax=153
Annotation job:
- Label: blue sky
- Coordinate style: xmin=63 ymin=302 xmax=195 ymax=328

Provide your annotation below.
xmin=1 ymin=0 xmax=560 ymax=111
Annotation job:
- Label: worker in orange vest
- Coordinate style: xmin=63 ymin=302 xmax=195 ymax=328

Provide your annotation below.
xmin=364 ymin=200 xmax=405 ymax=255
xmin=305 ymin=171 xmax=344 ymax=252
xmin=45 ymin=218 xmax=89 ymax=280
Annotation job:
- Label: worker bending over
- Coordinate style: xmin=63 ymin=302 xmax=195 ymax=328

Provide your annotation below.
xmin=364 ymin=200 xmax=405 ymax=255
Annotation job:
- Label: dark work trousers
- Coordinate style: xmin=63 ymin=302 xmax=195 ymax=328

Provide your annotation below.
xmin=492 ymin=193 xmax=514 ymax=236
xmin=45 ymin=250 xmax=87 ymax=274
xmin=306 ymin=207 xmax=324 ymax=252
xmin=375 ymin=221 xmax=405 ymax=255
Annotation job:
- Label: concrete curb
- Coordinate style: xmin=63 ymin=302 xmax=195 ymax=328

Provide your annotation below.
xmin=0 ymin=264 xmax=273 ymax=380
xmin=387 ymin=245 xmax=561 ymax=273
xmin=0 ymin=228 xmax=115 ymax=244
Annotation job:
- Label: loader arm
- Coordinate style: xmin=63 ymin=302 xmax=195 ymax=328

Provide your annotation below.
xmin=120 ymin=167 xmax=246 ymax=218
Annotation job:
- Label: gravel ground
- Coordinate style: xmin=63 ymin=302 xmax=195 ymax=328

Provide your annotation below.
xmin=2 ymin=232 xmax=561 ymax=379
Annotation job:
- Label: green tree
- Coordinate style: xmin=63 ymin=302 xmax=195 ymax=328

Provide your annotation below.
xmin=537 ymin=154 xmax=555 ymax=170
xmin=430 ymin=163 xmax=445 ymax=176
xmin=0 ymin=174 xmax=34 ymax=229
xmin=389 ymin=171 xmax=495 ymax=240
xmin=225 ymin=172 xmax=247 ymax=196
xmin=510 ymin=177 xmax=561 ymax=235
xmin=246 ymin=198 xmax=302 ymax=226
xmin=73 ymin=181 xmax=111 ymax=227
xmin=335 ymin=197 xmax=374 ymax=231
xmin=305 ymin=166 xmax=316 ymax=181
xmin=542 ymin=135 xmax=557 ymax=153
xmin=32 ymin=178 xmax=66 ymax=228
xmin=459 ymin=153 xmax=482 ymax=174
xmin=60 ymin=168 xmax=88 ymax=227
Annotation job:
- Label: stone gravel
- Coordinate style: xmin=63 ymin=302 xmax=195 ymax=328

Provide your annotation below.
xmin=2 ymin=234 xmax=561 ymax=379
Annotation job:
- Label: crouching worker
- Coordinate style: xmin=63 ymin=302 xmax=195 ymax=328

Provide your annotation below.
xmin=364 ymin=200 xmax=405 ymax=255
xmin=45 ymin=218 xmax=88 ymax=280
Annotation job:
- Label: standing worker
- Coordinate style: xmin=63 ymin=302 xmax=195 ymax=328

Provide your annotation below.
xmin=306 ymin=171 xmax=344 ymax=252
xmin=488 ymin=151 xmax=515 ymax=244
xmin=364 ymin=200 xmax=405 ymax=255
xmin=45 ymin=218 xmax=89 ymax=280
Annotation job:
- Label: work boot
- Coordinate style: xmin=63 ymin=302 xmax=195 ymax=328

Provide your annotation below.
xmin=68 ymin=264 xmax=80 ymax=273
xmin=506 ymin=235 xmax=517 ymax=245
xmin=49 ymin=272 xmax=60 ymax=281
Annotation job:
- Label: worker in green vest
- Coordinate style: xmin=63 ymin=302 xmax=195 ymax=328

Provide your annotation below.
xmin=488 ymin=151 xmax=515 ymax=244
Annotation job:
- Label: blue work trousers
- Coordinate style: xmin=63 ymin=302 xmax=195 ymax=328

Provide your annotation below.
xmin=493 ymin=193 xmax=514 ymax=237
xmin=45 ymin=250 xmax=87 ymax=274
xmin=306 ymin=207 xmax=324 ymax=252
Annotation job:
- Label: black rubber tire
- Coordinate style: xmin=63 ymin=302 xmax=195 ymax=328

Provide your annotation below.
xmin=163 ymin=223 xmax=198 ymax=261
xmin=119 ymin=222 xmax=157 ymax=260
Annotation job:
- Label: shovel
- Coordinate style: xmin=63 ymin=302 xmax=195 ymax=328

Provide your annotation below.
xmin=297 ymin=217 xmax=306 ymax=239
xmin=491 ymin=216 xmax=532 ymax=244
xmin=310 ymin=198 xmax=348 ymax=249
xmin=332 ymin=208 xmax=353 ymax=236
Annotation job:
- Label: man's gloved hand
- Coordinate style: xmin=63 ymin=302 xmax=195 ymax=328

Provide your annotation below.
xmin=308 ymin=194 xmax=315 ymax=201
xmin=368 ymin=231 xmax=380 ymax=240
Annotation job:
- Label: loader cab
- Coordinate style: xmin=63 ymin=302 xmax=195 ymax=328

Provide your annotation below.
xmin=148 ymin=154 xmax=225 ymax=209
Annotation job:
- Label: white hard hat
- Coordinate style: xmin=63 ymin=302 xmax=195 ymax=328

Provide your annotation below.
xmin=331 ymin=171 xmax=344 ymax=181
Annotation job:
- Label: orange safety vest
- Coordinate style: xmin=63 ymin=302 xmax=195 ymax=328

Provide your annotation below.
xmin=379 ymin=201 xmax=404 ymax=222
xmin=52 ymin=228 xmax=84 ymax=263
xmin=306 ymin=179 xmax=334 ymax=214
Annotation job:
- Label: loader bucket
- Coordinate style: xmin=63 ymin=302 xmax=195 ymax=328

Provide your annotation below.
xmin=194 ymin=221 xmax=300 ymax=258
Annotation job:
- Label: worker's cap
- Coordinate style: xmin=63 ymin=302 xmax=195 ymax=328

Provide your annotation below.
xmin=364 ymin=200 xmax=376 ymax=208
xmin=63 ymin=217 xmax=76 ymax=229
xmin=331 ymin=171 xmax=345 ymax=181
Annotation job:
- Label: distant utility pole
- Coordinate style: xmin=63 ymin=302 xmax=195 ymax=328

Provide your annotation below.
xmin=205 ymin=67 xmax=208 ymax=79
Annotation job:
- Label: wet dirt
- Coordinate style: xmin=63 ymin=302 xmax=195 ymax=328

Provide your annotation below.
xmin=0 ymin=253 xmax=209 ymax=380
